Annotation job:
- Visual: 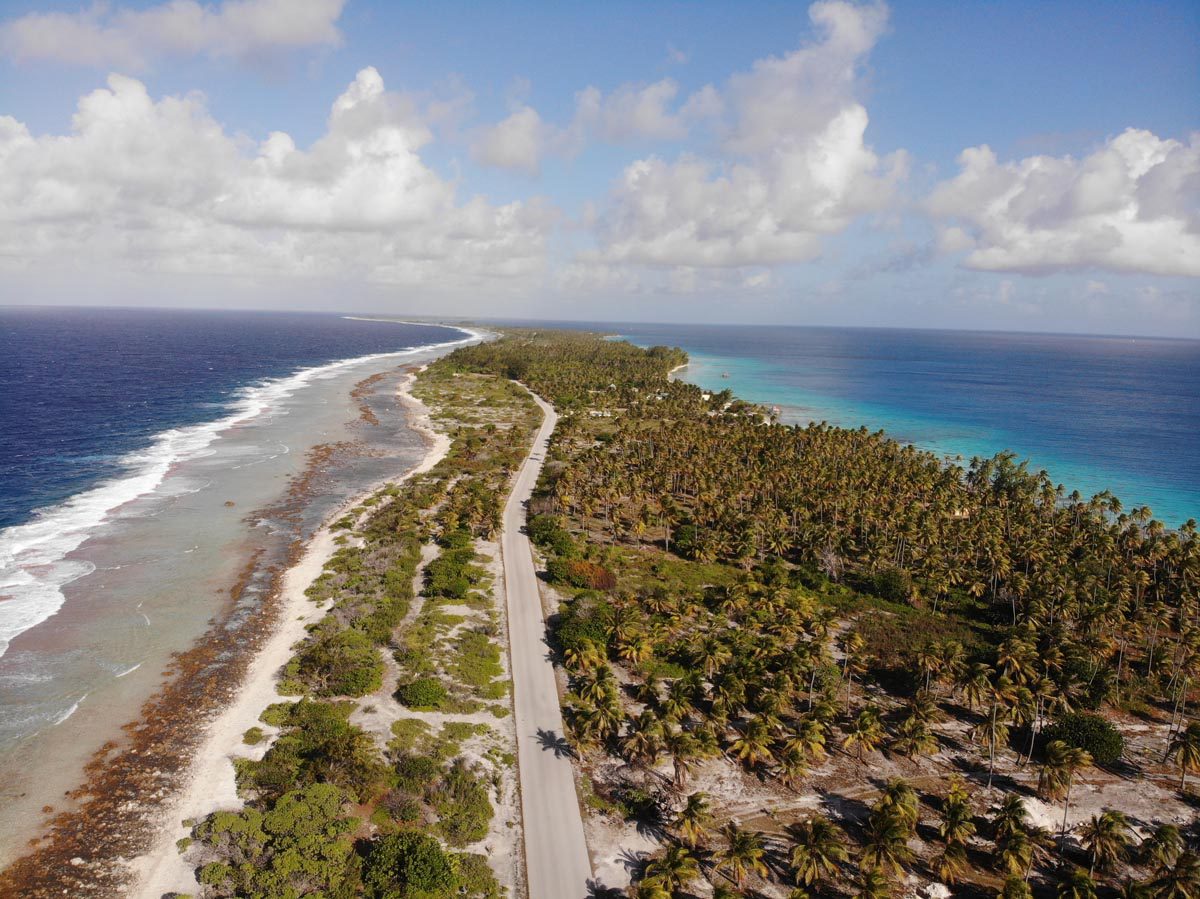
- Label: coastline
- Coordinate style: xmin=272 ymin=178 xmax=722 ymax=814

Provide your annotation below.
xmin=0 ymin=328 xmax=477 ymax=664
xmin=130 ymin=366 xmax=451 ymax=898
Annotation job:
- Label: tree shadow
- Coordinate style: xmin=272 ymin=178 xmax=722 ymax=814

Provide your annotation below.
xmin=535 ymin=727 xmax=577 ymax=759
xmin=618 ymin=845 xmax=652 ymax=876
xmin=587 ymin=880 xmax=625 ymax=899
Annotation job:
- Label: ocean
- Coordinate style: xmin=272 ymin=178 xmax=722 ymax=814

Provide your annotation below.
xmin=0 ymin=307 xmax=473 ymax=863
xmin=510 ymin=321 xmax=1200 ymax=528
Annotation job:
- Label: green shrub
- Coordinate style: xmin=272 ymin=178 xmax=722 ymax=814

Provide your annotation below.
xmin=259 ymin=702 xmax=296 ymax=727
xmin=869 ymin=566 xmax=914 ymax=603
xmin=430 ymin=759 xmax=493 ymax=847
xmin=389 ymin=718 xmax=433 ymax=754
xmin=555 ymin=594 xmax=612 ymax=650
xmin=363 ymin=831 xmax=454 ymax=898
xmin=528 ymin=515 xmax=578 ymax=556
xmin=242 ymin=727 xmax=265 ymax=746
xmin=396 ymin=677 xmax=449 ymax=710
xmin=237 ymin=701 xmax=387 ymax=802
xmin=1042 ymin=712 xmax=1124 ymax=765
xmin=193 ymin=783 xmax=359 ymax=898
xmin=295 ymin=628 xmax=384 ymax=697
xmin=455 ymin=854 xmax=502 ymax=899
xmin=394 ymin=753 xmax=442 ymax=792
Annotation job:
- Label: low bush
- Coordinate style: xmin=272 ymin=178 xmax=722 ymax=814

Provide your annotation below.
xmin=363 ymin=831 xmax=454 ymax=898
xmin=242 ymin=727 xmax=265 ymax=746
xmin=1042 ymin=712 xmax=1124 ymax=765
xmin=555 ymin=593 xmax=613 ymax=651
xmin=396 ymin=677 xmax=449 ymax=710
xmin=528 ymin=515 xmax=578 ymax=557
xmin=430 ymin=759 xmax=493 ymax=847
xmin=547 ymin=558 xmax=616 ymax=591
xmin=236 ymin=701 xmax=387 ymax=802
xmin=295 ymin=628 xmax=383 ymax=697
xmin=394 ymin=753 xmax=442 ymax=792
xmin=193 ymin=783 xmax=359 ymax=898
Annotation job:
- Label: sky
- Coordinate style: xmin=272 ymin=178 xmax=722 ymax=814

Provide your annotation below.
xmin=0 ymin=0 xmax=1197 ymax=336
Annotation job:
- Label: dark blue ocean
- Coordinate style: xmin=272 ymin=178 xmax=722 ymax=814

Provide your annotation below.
xmin=0 ymin=307 xmax=466 ymax=531
xmin=505 ymin=321 xmax=1200 ymax=528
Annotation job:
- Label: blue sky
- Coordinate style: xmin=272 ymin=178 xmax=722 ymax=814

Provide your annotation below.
xmin=0 ymin=0 xmax=1197 ymax=335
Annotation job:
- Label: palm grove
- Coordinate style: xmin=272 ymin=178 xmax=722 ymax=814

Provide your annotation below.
xmin=448 ymin=332 xmax=1200 ymax=899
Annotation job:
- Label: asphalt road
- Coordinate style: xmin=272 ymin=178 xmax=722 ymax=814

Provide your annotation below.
xmin=501 ymin=390 xmax=594 ymax=899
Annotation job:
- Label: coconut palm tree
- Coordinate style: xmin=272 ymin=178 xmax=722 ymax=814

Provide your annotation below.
xmin=783 ymin=716 xmax=828 ymax=763
xmin=997 ymin=875 xmax=1034 ymax=899
xmin=729 ymin=718 xmax=775 ymax=772
xmin=664 ymin=728 xmax=702 ymax=791
xmin=1057 ymin=866 xmax=1098 ymax=899
xmin=716 ymin=823 xmax=769 ymax=889
xmin=991 ymin=793 xmax=1029 ymax=841
xmin=959 ymin=661 xmax=995 ymax=710
xmin=1139 ymin=823 xmax=1183 ymax=872
xmin=628 ymin=879 xmax=672 ymax=899
xmin=878 ymin=778 xmax=919 ymax=830
xmin=995 ymin=829 xmax=1035 ymax=878
xmin=891 ymin=714 xmax=939 ymax=760
xmin=642 ymin=844 xmax=700 ymax=894
xmin=975 ymin=674 xmax=1017 ymax=787
xmin=1078 ymin=809 xmax=1131 ymax=875
xmin=775 ymin=743 xmax=809 ymax=790
xmin=854 ymin=867 xmax=892 ymax=899
xmin=621 ymin=709 xmax=664 ymax=768
xmin=788 ymin=815 xmax=847 ymax=887
xmin=933 ymin=841 xmax=969 ymax=884
xmin=1038 ymin=740 xmax=1092 ymax=846
xmin=861 ymin=809 xmax=913 ymax=876
xmin=844 ymin=705 xmax=886 ymax=761
xmin=1151 ymin=850 xmax=1200 ymax=899
xmin=1166 ymin=720 xmax=1200 ymax=792
xmin=673 ymin=791 xmax=711 ymax=848
xmin=938 ymin=779 xmax=976 ymax=848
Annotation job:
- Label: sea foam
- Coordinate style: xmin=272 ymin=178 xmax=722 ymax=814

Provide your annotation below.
xmin=0 ymin=329 xmax=478 ymax=658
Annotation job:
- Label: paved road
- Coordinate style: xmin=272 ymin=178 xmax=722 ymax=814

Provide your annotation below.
xmin=502 ymin=390 xmax=593 ymax=899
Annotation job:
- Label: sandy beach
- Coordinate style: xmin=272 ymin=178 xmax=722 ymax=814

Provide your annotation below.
xmin=130 ymin=368 xmax=451 ymax=899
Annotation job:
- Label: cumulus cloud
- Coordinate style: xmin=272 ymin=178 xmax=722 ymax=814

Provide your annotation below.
xmin=0 ymin=0 xmax=345 ymax=68
xmin=471 ymin=77 xmax=720 ymax=174
xmin=587 ymin=0 xmax=905 ymax=270
xmin=927 ymin=129 xmax=1200 ymax=277
xmin=470 ymin=105 xmax=550 ymax=175
xmin=0 ymin=68 xmax=551 ymax=288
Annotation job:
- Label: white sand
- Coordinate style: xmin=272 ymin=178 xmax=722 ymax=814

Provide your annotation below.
xmin=130 ymin=367 xmax=450 ymax=899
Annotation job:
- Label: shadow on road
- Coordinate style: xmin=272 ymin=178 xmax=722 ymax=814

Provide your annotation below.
xmin=535 ymin=727 xmax=577 ymax=759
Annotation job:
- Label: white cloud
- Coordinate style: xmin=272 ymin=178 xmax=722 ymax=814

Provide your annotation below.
xmin=587 ymin=0 xmax=905 ymax=270
xmin=927 ymin=129 xmax=1200 ymax=277
xmin=0 ymin=0 xmax=345 ymax=68
xmin=470 ymin=105 xmax=549 ymax=175
xmin=574 ymin=79 xmax=701 ymax=142
xmin=471 ymin=77 xmax=719 ymax=174
xmin=0 ymin=68 xmax=551 ymax=289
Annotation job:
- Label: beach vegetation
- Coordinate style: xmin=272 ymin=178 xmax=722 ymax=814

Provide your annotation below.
xmin=242 ymin=726 xmax=265 ymax=746
xmin=395 ymin=677 xmax=449 ymax=710
xmin=235 ymin=700 xmax=387 ymax=802
xmin=293 ymin=627 xmax=384 ymax=697
xmin=192 ymin=783 xmax=360 ymax=898
xmin=1043 ymin=712 xmax=1125 ymax=766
